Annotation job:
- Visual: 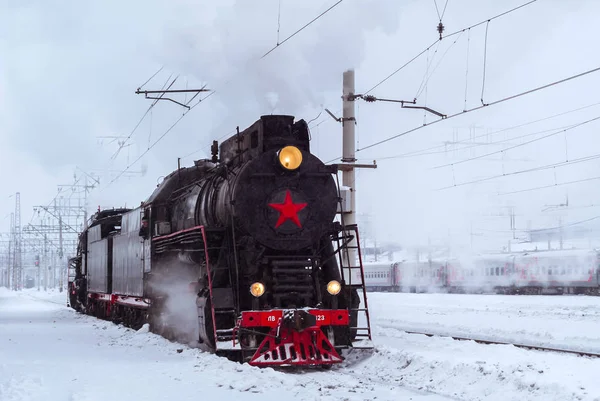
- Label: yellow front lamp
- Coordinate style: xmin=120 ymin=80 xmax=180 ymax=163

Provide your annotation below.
xmin=326 ymin=280 xmax=341 ymax=295
xmin=278 ymin=146 xmax=303 ymax=170
xmin=250 ymin=282 xmax=265 ymax=297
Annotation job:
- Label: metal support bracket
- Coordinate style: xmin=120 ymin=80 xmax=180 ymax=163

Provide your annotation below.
xmin=135 ymin=87 xmax=212 ymax=110
xmin=350 ymin=94 xmax=447 ymax=119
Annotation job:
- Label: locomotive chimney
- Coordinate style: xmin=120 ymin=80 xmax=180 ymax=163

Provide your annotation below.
xmin=211 ymin=140 xmax=219 ymax=163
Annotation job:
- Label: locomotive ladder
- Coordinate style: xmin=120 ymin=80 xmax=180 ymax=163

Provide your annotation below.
xmin=334 ymin=223 xmax=373 ymax=348
xmin=199 ymin=226 xmax=239 ymax=349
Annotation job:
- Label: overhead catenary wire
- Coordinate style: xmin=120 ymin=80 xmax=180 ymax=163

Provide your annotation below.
xmin=364 ymin=0 xmax=538 ymax=94
xmin=415 ymin=31 xmax=467 ymax=101
xmin=480 ymin=20 xmax=490 ymax=105
xmin=438 ymin=152 xmax=600 ymax=190
xmin=107 ymin=93 xmax=209 ymax=185
xmin=377 ymin=122 xmax=582 ymax=161
xmin=261 ymin=0 xmax=344 ymax=59
xmin=104 ymin=3 xmax=345 ymax=188
xmin=314 ymin=1 xmax=543 ymax=158
xmin=307 ymin=1 xmax=538 ymax=136
xmin=529 ymin=215 xmax=600 ymax=232
xmin=374 ymin=101 xmax=600 ymax=161
xmin=498 ymin=175 xmax=600 ymax=196
xmin=137 ymin=66 xmax=164 ymax=91
xmin=346 ymin=65 xmax=600 ymax=157
xmin=433 ymin=115 xmax=600 ymax=169
xmin=110 ymin=74 xmax=177 ymax=160
xmin=433 ymin=0 xmax=450 ymax=22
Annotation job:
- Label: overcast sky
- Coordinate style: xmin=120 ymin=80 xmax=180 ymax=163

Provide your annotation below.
xmin=1 ymin=0 xmax=599 ymax=256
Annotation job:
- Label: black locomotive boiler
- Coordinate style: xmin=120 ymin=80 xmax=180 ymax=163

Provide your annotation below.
xmin=67 ymin=115 xmax=372 ymax=367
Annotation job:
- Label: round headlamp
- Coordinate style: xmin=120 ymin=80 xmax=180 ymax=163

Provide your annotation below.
xmin=278 ymin=146 xmax=303 ymax=170
xmin=326 ymin=280 xmax=341 ymax=295
xmin=250 ymin=282 xmax=265 ymax=297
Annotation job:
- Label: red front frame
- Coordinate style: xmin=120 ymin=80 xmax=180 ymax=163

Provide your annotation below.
xmin=234 ymin=309 xmax=350 ymax=367
xmin=240 ymin=309 xmax=350 ymax=328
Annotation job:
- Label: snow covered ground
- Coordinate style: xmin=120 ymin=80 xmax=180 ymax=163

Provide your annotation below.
xmin=369 ymin=292 xmax=600 ymax=353
xmin=1 ymin=288 xmax=599 ymax=401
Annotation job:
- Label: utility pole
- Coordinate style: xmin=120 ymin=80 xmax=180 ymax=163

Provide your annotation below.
xmin=12 ymin=193 xmax=22 ymax=291
xmin=325 ymin=70 xmax=377 ymax=279
xmin=36 ymin=254 xmax=40 ymax=291
xmin=8 ymin=214 xmax=13 ymax=289
xmin=341 ymin=70 xmax=358 ymax=272
xmin=59 ymin=209 xmax=64 ymax=292
xmin=559 ymin=216 xmax=563 ymax=250
xmin=43 ymin=232 xmax=48 ymax=291
xmin=55 ymin=197 xmax=64 ymax=292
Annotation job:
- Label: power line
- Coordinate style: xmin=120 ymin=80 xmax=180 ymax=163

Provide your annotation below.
xmin=261 ymin=0 xmax=344 ymax=59
xmin=377 ymin=122 xmax=576 ymax=161
xmin=438 ymin=152 xmax=600 ymax=190
xmin=105 ymin=3 xmax=346 ymax=187
xmin=138 ymin=66 xmax=164 ymax=91
xmin=107 ymin=93 xmax=209 ymax=186
xmin=374 ymin=101 xmax=600 ymax=161
xmin=415 ymin=31 xmax=465 ymax=101
xmin=530 ymin=216 xmax=600 ymax=232
xmin=349 ymin=65 xmax=600 ymax=156
xmin=364 ymin=0 xmax=539 ymax=94
xmin=433 ymin=115 xmax=600 ymax=169
xmin=498 ymin=175 xmax=600 ymax=196
xmin=110 ymin=74 xmax=177 ymax=160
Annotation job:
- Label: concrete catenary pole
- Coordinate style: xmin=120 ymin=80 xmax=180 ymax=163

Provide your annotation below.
xmin=342 ymin=70 xmax=357 ymax=273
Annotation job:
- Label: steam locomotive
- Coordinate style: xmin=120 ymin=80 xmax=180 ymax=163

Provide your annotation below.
xmin=68 ymin=115 xmax=371 ymax=367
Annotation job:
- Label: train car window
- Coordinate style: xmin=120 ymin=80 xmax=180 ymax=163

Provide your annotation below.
xmin=561 ymin=267 xmax=566 ymax=275
xmin=495 ymin=266 xmax=500 ymax=276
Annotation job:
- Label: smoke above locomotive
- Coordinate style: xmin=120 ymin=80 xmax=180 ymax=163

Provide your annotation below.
xmin=68 ymin=114 xmax=366 ymax=368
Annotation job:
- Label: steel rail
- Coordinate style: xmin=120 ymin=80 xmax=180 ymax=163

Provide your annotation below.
xmin=404 ymin=330 xmax=600 ymax=358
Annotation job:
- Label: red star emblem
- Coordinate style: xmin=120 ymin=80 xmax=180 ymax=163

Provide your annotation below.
xmin=268 ymin=190 xmax=307 ymax=228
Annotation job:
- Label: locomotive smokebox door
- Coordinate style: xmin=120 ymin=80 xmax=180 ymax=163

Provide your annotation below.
xmin=267 ymin=188 xmax=309 ymax=234
xmin=232 ymin=149 xmax=338 ymax=252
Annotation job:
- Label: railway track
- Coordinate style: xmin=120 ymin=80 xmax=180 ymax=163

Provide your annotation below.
xmin=23 ymin=292 xmax=600 ymax=360
xmin=404 ymin=330 xmax=600 ymax=359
